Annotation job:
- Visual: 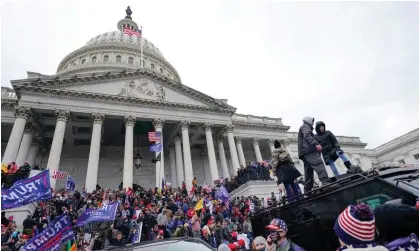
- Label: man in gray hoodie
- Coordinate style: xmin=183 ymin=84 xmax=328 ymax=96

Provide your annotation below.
xmin=298 ymin=116 xmax=329 ymax=193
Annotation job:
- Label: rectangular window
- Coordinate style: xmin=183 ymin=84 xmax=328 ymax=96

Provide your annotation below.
xmin=413 ymin=153 xmax=419 ymax=161
xmin=77 ymin=127 xmax=91 ymax=133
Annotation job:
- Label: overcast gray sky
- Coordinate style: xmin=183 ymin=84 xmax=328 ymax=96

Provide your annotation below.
xmin=1 ymin=0 xmax=418 ymax=149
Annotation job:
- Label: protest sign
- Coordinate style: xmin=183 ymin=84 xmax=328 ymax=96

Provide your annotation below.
xmin=75 ymin=201 xmax=119 ymax=226
xmin=1 ymin=170 xmax=52 ymax=210
xmin=24 ymin=214 xmax=74 ymax=251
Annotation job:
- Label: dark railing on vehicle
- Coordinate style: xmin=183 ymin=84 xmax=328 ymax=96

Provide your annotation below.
xmin=250 ymin=172 xmax=418 ymax=251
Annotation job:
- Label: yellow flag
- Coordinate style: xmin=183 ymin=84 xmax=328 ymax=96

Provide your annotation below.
xmin=195 ymin=198 xmax=203 ymax=211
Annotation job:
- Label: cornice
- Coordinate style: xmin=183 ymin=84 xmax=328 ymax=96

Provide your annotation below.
xmin=17 ymin=88 xmax=235 ymax=114
xmin=1 ymin=100 xmax=18 ymax=111
xmin=232 ymin=121 xmax=290 ymax=132
xmin=11 ymin=69 xmax=236 ymax=113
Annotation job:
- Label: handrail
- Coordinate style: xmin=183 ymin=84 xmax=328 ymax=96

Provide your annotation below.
xmin=252 ymin=173 xmax=372 ymax=217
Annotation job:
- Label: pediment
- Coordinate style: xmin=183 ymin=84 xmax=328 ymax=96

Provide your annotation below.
xmin=62 ymin=77 xmax=211 ymax=107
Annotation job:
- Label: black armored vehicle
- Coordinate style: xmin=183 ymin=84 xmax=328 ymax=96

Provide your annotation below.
xmin=250 ymin=166 xmax=419 ymax=251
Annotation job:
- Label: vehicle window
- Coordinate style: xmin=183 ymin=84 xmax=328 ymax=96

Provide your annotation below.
xmin=356 ymin=193 xmax=392 ymax=209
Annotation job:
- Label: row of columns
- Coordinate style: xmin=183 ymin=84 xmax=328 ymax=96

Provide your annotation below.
xmin=2 ymin=106 xmax=281 ymax=192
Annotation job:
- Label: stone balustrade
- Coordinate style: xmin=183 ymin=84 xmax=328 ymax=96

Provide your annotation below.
xmin=373 ymin=128 xmax=419 ymax=154
xmin=232 ymin=113 xmax=283 ymax=125
xmin=286 ymin=131 xmax=366 ymax=145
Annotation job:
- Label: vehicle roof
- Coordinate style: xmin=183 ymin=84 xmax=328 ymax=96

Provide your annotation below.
xmin=104 ymin=237 xmax=214 ymax=250
xmin=379 ymin=167 xmax=419 ymax=196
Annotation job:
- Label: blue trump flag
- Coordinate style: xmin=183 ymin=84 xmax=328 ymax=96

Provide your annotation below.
xmin=66 ymin=176 xmax=75 ymax=191
xmin=150 ymin=142 xmax=162 ymax=152
xmin=24 ymin=214 xmax=74 ymax=251
xmin=75 ymin=201 xmax=119 ymax=227
xmin=1 ymin=170 xmax=52 ymax=210
xmin=215 ymin=185 xmax=230 ymax=202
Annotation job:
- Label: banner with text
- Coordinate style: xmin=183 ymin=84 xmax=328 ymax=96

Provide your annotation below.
xmin=1 ymin=170 xmax=52 ymax=210
xmin=24 ymin=214 xmax=74 ymax=251
xmin=75 ymin=201 xmax=119 ymax=226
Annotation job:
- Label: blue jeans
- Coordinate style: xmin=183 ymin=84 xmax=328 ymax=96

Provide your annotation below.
xmin=284 ymin=182 xmax=302 ymax=202
xmin=328 ymin=151 xmax=350 ymax=177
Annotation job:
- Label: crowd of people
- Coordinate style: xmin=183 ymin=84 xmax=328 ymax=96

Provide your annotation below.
xmin=2 ymin=117 xmax=419 ymax=251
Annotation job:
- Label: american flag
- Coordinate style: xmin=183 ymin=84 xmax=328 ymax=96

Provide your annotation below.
xmin=52 ymin=170 xmax=68 ymax=179
xmin=148 ymin=131 xmax=162 ymax=142
xmin=124 ymin=27 xmax=142 ymax=37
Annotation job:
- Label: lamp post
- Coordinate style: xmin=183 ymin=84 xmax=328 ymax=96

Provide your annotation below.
xmin=134 ymin=135 xmax=142 ymax=169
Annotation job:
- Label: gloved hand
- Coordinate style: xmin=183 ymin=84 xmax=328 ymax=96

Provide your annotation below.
xmin=336 ymin=150 xmax=344 ymax=155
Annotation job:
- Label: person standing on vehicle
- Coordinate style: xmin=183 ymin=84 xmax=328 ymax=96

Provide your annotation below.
xmin=314 ymin=121 xmax=355 ymax=177
xmin=298 ymin=116 xmax=329 ymax=193
xmin=270 ymin=140 xmax=302 ymax=202
xmin=265 ymin=218 xmax=305 ymax=251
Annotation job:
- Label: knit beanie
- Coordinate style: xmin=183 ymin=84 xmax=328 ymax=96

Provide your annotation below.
xmin=253 ymin=236 xmax=267 ymax=246
xmin=334 ymin=204 xmax=375 ymax=245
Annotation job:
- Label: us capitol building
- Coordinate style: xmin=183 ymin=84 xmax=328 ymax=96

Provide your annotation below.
xmin=4 ymin=10 xmax=415 ymax=195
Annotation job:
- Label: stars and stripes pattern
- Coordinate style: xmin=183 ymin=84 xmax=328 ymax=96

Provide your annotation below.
xmin=124 ymin=27 xmax=142 ymax=37
xmin=337 ymin=206 xmax=375 ymax=242
xmin=148 ymin=131 xmax=162 ymax=142
xmin=52 ymin=170 xmax=69 ymax=179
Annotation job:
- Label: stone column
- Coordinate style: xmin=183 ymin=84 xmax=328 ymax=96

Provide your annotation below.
xmin=2 ymin=106 xmax=32 ymax=164
xmin=47 ymin=110 xmax=70 ymax=189
xmin=15 ymin=123 xmax=37 ymax=166
xmin=174 ymin=134 xmax=184 ymax=187
xmin=253 ymin=138 xmax=263 ymax=163
xmin=153 ymin=118 xmax=165 ymax=188
xmin=235 ymin=137 xmax=246 ymax=167
xmin=217 ymin=135 xmax=230 ymax=180
xmin=225 ymin=124 xmax=240 ymax=176
xmin=268 ymin=139 xmax=275 ymax=153
xmin=168 ymin=145 xmax=177 ymax=188
xmin=203 ymin=122 xmax=219 ymax=184
xmin=26 ymin=137 xmax=42 ymax=166
xmin=123 ymin=116 xmax=136 ymax=189
xmin=181 ymin=120 xmax=193 ymax=191
xmin=85 ymin=113 xmax=104 ymax=192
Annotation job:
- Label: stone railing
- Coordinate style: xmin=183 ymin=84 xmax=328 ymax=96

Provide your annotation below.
xmin=232 ymin=113 xmax=284 ymax=125
xmin=286 ymin=132 xmax=365 ymax=145
xmin=1 ymin=87 xmax=17 ymax=100
xmin=373 ymin=128 xmax=419 ymax=154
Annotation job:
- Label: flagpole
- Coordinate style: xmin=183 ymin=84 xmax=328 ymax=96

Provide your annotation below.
xmin=140 ymin=26 xmax=143 ymax=68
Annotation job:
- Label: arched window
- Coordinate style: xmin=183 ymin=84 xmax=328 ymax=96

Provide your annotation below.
xmin=81 ymin=59 xmax=86 ymax=64
xmin=103 ymin=55 xmax=109 ymax=62
xmin=151 ymin=63 xmax=155 ymax=69
xmin=116 ymin=55 xmax=122 ymax=63
xmin=128 ymin=57 xmax=134 ymax=64
xmin=160 ymin=68 xmax=163 ymax=74
xmin=92 ymin=56 xmax=97 ymax=63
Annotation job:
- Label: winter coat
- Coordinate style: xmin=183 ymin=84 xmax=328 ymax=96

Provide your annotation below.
xmin=271 ymin=147 xmax=301 ymax=184
xmin=298 ymin=117 xmax=319 ymax=159
xmin=314 ymin=121 xmax=341 ymax=164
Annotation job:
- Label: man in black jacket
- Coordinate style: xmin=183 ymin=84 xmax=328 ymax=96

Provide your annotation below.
xmin=314 ymin=121 xmax=354 ymax=177
xmin=298 ymin=116 xmax=329 ymax=193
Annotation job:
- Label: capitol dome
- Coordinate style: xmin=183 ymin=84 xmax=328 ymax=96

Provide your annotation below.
xmin=56 ymin=11 xmax=181 ymax=82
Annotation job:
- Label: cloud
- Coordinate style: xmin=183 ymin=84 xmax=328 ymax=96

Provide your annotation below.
xmin=1 ymin=0 xmax=418 ymax=148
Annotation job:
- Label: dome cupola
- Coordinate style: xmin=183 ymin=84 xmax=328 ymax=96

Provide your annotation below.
xmin=56 ymin=6 xmax=181 ymax=82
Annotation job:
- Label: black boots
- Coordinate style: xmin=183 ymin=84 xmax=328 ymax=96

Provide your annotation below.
xmin=344 ymin=161 xmax=352 ymax=170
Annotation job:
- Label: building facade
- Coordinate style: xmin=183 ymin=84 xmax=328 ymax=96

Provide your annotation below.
xmin=366 ymin=128 xmax=419 ymax=167
xmin=1 ymin=13 xmax=372 ymax=193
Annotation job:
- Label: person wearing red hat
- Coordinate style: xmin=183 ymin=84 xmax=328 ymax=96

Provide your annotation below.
xmin=265 ymin=218 xmax=304 ymax=251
